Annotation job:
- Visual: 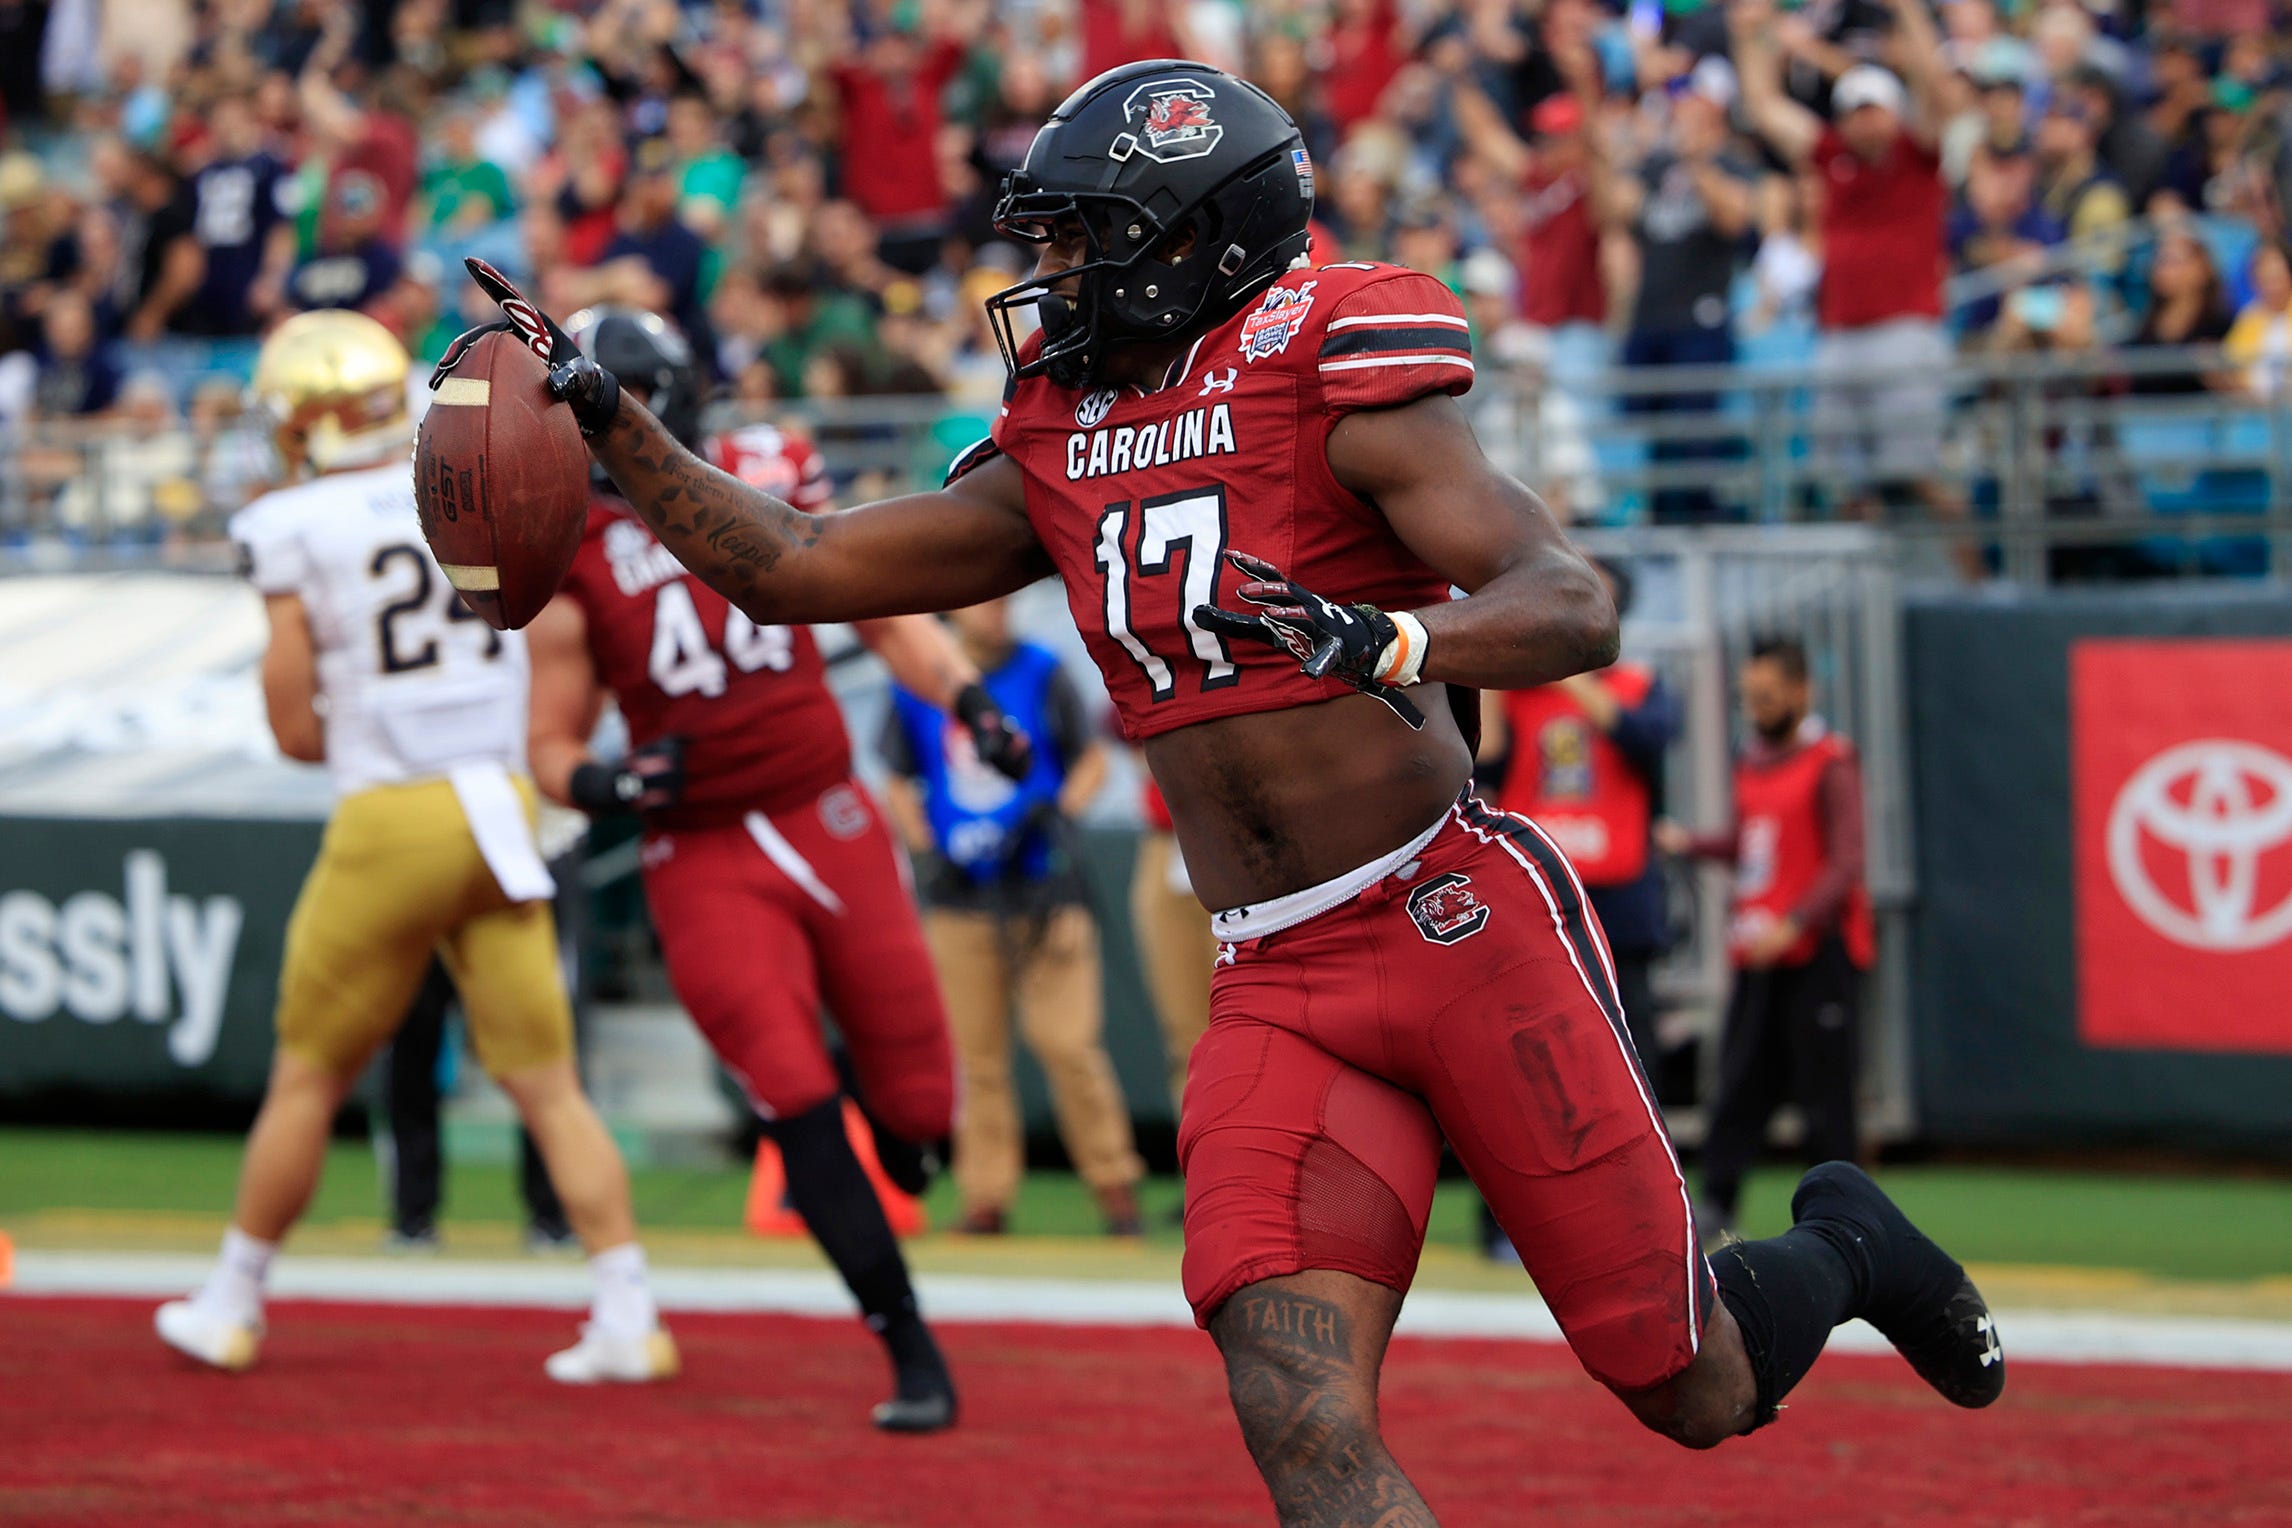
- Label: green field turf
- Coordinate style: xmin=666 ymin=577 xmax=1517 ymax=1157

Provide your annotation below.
xmin=2 ymin=1127 xmax=2288 ymax=1281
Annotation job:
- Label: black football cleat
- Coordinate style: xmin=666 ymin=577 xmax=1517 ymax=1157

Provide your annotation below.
xmin=871 ymin=1312 xmax=958 ymax=1434
xmin=1791 ymin=1162 xmax=2005 ymax=1410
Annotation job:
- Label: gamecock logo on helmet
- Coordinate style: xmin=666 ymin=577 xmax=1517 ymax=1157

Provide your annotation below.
xmin=1407 ymin=872 xmax=1491 ymax=946
xmin=1122 ymin=81 xmax=1222 ymax=163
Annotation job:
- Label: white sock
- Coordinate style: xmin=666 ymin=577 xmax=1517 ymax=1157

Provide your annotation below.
xmin=588 ymin=1243 xmax=657 ymax=1337
xmin=196 ymin=1227 xmax=275 ymax=1322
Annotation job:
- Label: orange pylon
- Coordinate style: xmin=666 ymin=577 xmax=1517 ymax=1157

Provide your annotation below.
xmin=745 ymin=1100 xmax=927 ymax=1238
xmin=0 ymin=1230 xmax=14 ymax=1289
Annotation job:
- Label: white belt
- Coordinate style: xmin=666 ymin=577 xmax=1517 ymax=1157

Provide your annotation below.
xmin=1210 ymin=806 xmax=1451 ymax=944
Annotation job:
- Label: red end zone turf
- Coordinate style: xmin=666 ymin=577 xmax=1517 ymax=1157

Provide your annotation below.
xmin=3 ymin=1296 xmax=2287 ymax=1527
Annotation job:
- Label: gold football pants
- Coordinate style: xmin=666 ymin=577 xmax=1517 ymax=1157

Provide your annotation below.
xmin=274 ymin=776 xmax=572 ymax=1079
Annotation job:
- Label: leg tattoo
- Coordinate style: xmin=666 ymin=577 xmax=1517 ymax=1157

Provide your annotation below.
xmin=1215 ymin=1290 xmax=1437 ymax=1528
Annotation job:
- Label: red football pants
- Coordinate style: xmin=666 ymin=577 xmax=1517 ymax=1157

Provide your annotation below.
xmin=640 ymin=781 xmax=954 ymax=1141
xmin=1179 ymin=795 xmax=1713 ymax=1393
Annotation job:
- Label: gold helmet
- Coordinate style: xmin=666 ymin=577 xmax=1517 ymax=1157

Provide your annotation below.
xmin=251 ymin=310 xmax=412 ymax=477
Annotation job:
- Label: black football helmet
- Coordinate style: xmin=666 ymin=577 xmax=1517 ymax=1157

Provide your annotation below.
xmin=565 ymin=306 xmax=701 ymax=449
xmin=987 ymin=60 xmax=1315 ymax=390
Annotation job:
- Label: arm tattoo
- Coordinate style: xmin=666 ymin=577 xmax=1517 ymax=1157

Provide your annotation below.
xmin=1214 ymin=1292 xmax=1438 ymax=1528
xmin=590 ymin=396 xmax=825 ymax=613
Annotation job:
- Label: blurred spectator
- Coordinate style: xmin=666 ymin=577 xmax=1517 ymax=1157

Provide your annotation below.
xmin=2126 ymin=228 xmax=2235 ymax=393
xmin=1947 ymin=64 xmax=2030 ymax=188
xmin=32 ymin=289 xmax=120 ymax=418
xmin=1078 ymin=0 xmax=1191 ymax=84
xmin=558 ymin=140 xmax=711 ymax=369
xmin=286 ymin=172 xmax=402 ymax=314
xmin=1454 ymin=85 xmax=1607 ymax=346
xmin=1392 ymin=196 xmax=1463 ymax=289
xmin=182 ymin=92 xmax=295 ymax=337
xmin=2034 ymin=96 xmax=2131 ymax=271
xmin=1743 ymin=172 xmax=1823 ymax=347
xmin=299 ymin=30 xmax=424 ymax=243
xmin=827 ymin=14 xmax=971 ymax=275
xmin=190 ymin=377 xmax=274 ymax=513
xmin=1 ymin=153 xmax=50 ymax=297
xmin=2225 ymin=243 xmax=2292 ymax=398
xmin=1594 ymin=56 xmax=1756 ymax=525
xmin=2058 ymin=66 xmax=2167 ymax=210
xmin=1737 ymin=0 xmax=1963 ymax=543
xmin=2147 ymin=36 xmax=2216 ymax=200
xmin=1949 ymin=147 xmax=2063 ymax=335
xmin=102 ymin=143 xmax=200 ymax=342
xmin=53 ymin=371 xmax=200 ymax=536
xmin=417 ymin=107 xmax=519 ymax=240
xmin=880 ymin=598 xmax=1142 ymax=1239
xmin=1323 ymin=0 xmax=1412 ymax=135
xmin=543 ymin=98 xmax=631 ymax=267
xmin=753 ymin=261 xmax=878 ymax=399
xmin=663 ymin=90 xmax=743 ymax=244
xmin=0 ymin=0 xmax=47 ymax=126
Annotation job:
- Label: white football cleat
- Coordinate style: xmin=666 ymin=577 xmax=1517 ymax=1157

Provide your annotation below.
xmin=544 ymin=1323 xmax=679 ymax=1384
xmin=155 ymin=1299 xmax=263 ymax=1372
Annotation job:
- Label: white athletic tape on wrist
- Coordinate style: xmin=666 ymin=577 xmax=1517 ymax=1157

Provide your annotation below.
xmin=1375 ymin=610 xmax=1429 ymax=688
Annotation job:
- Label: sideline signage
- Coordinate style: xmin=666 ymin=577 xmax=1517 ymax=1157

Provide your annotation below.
xmin=2073 ymin=641 xmax=2292 ymax=1055
xmin=0 ymin=816 xmax=319 ymax=1106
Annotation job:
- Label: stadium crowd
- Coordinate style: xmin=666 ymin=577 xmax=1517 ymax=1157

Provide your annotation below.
xmin=3 ymin=0 xmax=2292 ymax=539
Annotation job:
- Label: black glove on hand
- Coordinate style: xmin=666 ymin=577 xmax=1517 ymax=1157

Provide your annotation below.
xmin=954 ymin=682 xmax=1034 ymax=782
xmin=1194 ymin=551 xmax=1426 ymax=730
xmin=568 ymin=735 xmax=686 ymax=816
xmin=431 ymin=257 xmax=620 ymax=437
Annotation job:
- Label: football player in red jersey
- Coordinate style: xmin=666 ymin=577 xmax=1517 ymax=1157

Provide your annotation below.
xmin=521 ymin=308 xmax=1031 ymax=1434
xmin=446 ymin=60 xmax=2000 ymax=1521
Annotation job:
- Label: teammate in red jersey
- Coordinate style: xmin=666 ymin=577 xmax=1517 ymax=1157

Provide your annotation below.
xmin=444 ymin=60 xmax=2000 ymax=1522
xmin=522 ymin=309 xmax=1030 ymax=1434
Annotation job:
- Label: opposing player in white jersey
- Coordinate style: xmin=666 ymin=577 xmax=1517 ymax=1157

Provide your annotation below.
xmin=155 ymin=311 xmax=675 ymax=1385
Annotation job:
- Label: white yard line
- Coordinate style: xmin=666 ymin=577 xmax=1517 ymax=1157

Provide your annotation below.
xmin=12 ymin=1250 xmax=2292 ymax=1372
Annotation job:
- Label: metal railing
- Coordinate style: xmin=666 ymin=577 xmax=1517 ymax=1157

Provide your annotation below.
xmin=9 ymin=347 xmax=2292 ymax=586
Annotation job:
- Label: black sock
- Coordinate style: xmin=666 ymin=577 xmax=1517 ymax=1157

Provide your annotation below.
xmin=767 ymin=1099 xmax=918 ymax=1328
xmin=1710 ymin=1221 xmax=1868 ymax=1426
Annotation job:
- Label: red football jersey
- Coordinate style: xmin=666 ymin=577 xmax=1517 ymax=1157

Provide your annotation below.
xmin=708 ymin=421 xmax=835 ymax=511
xmin=964 ymin=262 xmax=1472 ymax=742
xmin=560 ymin=498 xmax=852 ymax=827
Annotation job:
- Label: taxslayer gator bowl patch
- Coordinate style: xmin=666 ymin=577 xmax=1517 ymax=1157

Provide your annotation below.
xmin=1239 ymin=281 xmax=1317 ymax=362
xmin=1122 ymin=81 xmax=1222 ymax=163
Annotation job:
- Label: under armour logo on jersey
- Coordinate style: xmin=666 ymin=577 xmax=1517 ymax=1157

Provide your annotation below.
xmin=1977 ymin=1315 xmax=2002 ymax=1368
xmin=1198 ymin=368 xmax=1237 ymax=395
xmin=1407 ymin=872 xmax=1491 ymax=945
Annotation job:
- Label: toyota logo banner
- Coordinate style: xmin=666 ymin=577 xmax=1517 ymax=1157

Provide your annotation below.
xmin=2072 ymin=639 xmax=2292 ymax=1055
